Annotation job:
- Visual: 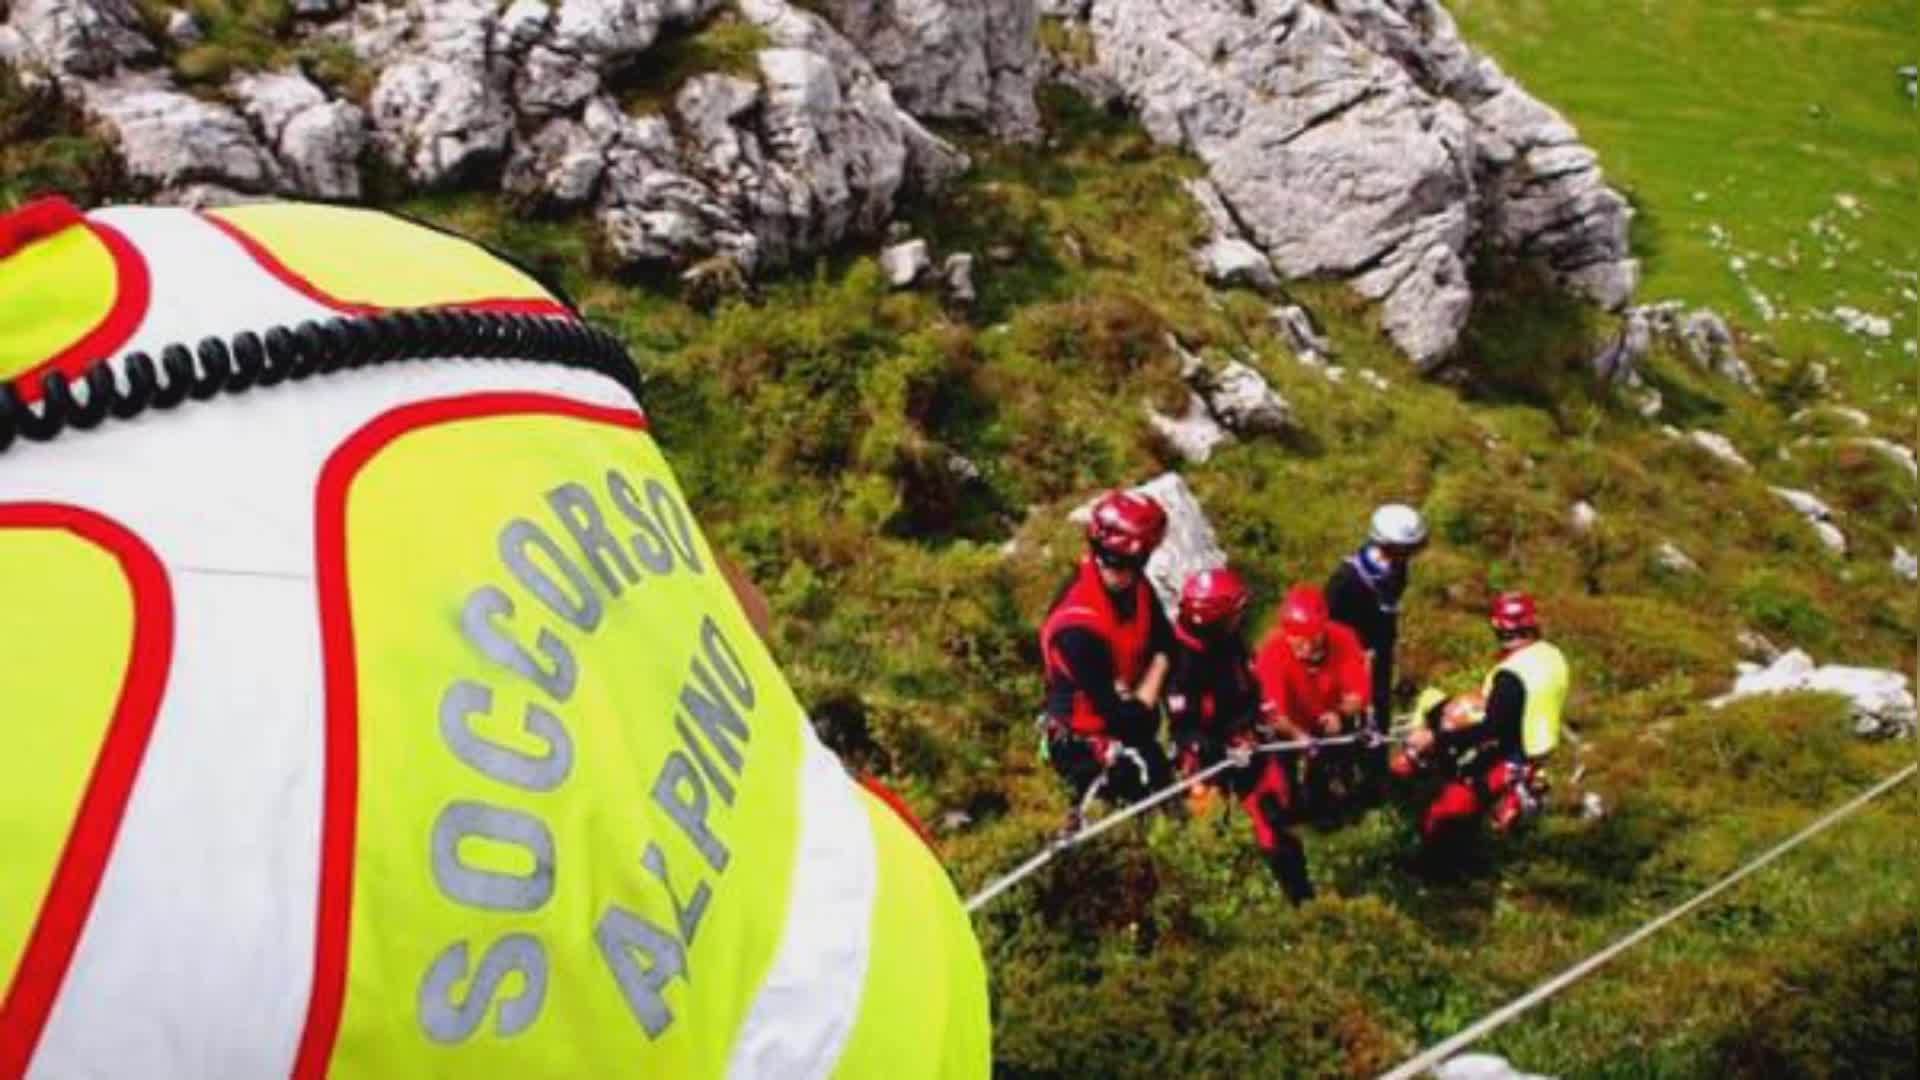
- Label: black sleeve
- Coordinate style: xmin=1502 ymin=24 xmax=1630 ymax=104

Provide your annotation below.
xmin=1054 ymin=627 xmax=1150 ymax=728
xmin=1325 ymin=565 xmax=1377 ymax=646
xmin=1146 ymin=594 xmax=1176 ymax=658
xmin=1439 ymin=671 xmax=1526 ymax=757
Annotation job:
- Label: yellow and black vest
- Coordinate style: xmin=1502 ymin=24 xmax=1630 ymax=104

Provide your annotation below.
xmin=1481 ymin=640 xmax=1571 ymax=759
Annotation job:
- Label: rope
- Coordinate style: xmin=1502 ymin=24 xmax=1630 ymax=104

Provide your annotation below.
xmin=1377 ymin=761 xmax=1918 ymax=1080
xmin=964 ymin=731 xmax=1386 ymax=913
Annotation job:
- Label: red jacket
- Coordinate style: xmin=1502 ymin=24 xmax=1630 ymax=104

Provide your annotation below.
xmin=1041 ymin=556 xmax=1156 ymax=736
xmin=1254 ymin=621 xmax=1371 ymax=729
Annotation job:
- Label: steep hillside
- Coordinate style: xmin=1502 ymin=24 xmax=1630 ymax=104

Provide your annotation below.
xmin=1453 ymin=0 xmax=1918 ymax=399
xmin=4 ymin=1 xmax=1915 ymax=1076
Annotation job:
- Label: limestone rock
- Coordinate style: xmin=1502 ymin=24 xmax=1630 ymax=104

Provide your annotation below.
xmin=3 ymin=0 xmax=155 ymax=78
xmin=1849 ymin=437 xmax=1918 ymax=481
xmin=1147 ymin=393 xmax=1231 ymax=464
xmin=1736 ymin=628 xmax=1782 ymax=665
xmin=1894 ymin=545 xmax=1918 ymax=583
xmin=358 ymin=0 xmax=514 ymax=186
xmin=1687 ymin=429 xmax=1752 ymax=471
xmin=881 ymin=237 xmax=932 ymax=286
xmin=230 ymin=69 xmax=366 ymax=198
xmin=1271 ymin=304 xmax=1332 ymax=361
xmin=164 ymin=8 xmax=200 ymax=46
xmin=1070 ymin=0 xmax=1633 ymax=368
xmin=1678 ymin=308 xmax=1758 ymax=392
xmin=503 ymin=113 xmax=612 ymax=209
xmin=1199 ymin=359 xmax=1293 ymax=436
xmin=1134 ymin=472 xmax=1227 ymax=621
xmin=819 ymin=0 xmax=1042 ymax=142
xmin=942 ymin=252 xmax=976 ymax=304
xmin=1769 ymin=486 xmax=1847 ymax=555
xmin=1570 ymin=500 xmax=1597 ymax=535
xmin=1710 ymin=649 xmax=1917 ymax=740
xmin=81 ymin=75 xmax=281 ymax=192
xmin=1653 ymin=540 xmax=1700 ymax=576
xmin=1434 ymin=1052 xmax=1556 ymax=1080
xmin=1789 ymin=405 xmax=1871 ymax=431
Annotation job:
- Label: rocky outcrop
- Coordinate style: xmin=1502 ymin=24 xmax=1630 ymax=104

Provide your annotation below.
xmin=1711 ymin=649 xmax=1917 ymax=740
xmin=1199 ymin=359 xmax=1293 ymax=436
xmin=817 ymin=0 xmax=1042 ymax=142
xmin=230 ymin=70 xmax=367 ymax=199
xmin=1653 ymin=540 xmax=1701 ymax=576
xmin=79 ymin=75 xmax=282 ymax=193
xmin=564 ymin=1 xmax=965 ymax=271
xmin=164 ymin=8 xmax=200 ymax=47
xmin=1271 ymin=304 xmax=1333 ymax=362
xmin=1183 ymin=177 xmax=1279 ymax=291
xmin=1156 ymin=335 xmax=1295 ymax=462
xmin=1077 ymin=0 xmax=1635 ymax=368
xmin=1596 ymin=301 xmax=1759 ymax=391
xmin=7 ymin=0 xmax=963 ymax=273
xmin=2 ymin=0 xmax=154 ymax=78
xmin=1676 ymin=307 xmax=1758 ymax=391
xmin=345 ymin=0 xmax=515 ymax=186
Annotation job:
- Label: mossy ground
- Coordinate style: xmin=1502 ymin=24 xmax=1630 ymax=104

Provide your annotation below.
xmin=4 ymin=4 xmax=1915 ymax=1075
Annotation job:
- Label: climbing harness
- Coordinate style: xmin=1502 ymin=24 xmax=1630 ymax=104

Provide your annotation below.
xmin=965 ymin=730 xmax=1399 ymax=913
xmin=1377 ymin=761 xmax=1918 ymax=1080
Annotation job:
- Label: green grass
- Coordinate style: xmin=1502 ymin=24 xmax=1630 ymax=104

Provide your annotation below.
xmin=0 ymin=69 xmax=123 ymax=210
xmin=130 ymin=0 xmax=375 ymax=99
xmin=1451 ymin=0 xmax=1919 ymax=410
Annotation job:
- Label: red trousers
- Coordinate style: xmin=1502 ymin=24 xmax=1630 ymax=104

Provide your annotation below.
xmin=1178 ymin=740 xmax=1314 ymax=903
xmin=1421 ymin=757 xmax=1537 ymax=842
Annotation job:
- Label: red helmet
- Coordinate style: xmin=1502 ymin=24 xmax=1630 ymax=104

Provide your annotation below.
xmin=1490 ymin=591 xmax=1540 ymax=635
xmin=1180 ymin=567 xmax=1250 ymax=629
xmin=1086 ymin=489 xmax=1167 ymax=562
xmin=1278 ymin=584 xmax=1329 ymax=640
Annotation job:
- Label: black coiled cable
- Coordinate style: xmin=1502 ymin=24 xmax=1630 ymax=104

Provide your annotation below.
xmin=0 ymin=309 xmax=644 ymax=457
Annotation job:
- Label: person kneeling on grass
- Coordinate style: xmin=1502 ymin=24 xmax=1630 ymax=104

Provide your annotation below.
xmin=1392 ymin=591 xmax=1571 ymax=863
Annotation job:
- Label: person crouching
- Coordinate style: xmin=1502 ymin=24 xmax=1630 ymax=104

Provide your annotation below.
xmin=1396 ymin=591 xmax=1571 ymax=862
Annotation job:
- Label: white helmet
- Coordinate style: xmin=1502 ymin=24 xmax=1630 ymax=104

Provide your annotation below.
xmin=1369 ymin=503 xmax=1428 ymax=548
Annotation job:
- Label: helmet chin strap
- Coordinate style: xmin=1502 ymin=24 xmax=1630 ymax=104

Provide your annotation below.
xmin=1496 ymin=629 xmax=1537 ymax=656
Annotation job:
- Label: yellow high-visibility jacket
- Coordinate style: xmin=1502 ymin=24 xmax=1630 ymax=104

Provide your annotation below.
xmin=0 ymin=198 xmax=988 ymax=1079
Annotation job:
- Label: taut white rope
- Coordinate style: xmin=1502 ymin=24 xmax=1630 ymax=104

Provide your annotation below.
xmin=1378 ymin=762 xmax=1918 ymax=1080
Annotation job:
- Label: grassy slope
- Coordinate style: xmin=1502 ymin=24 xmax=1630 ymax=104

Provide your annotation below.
xmin=4 ymin=3 xmax=1917 ymax=1075
xmin=1452 ymin=0 xmax=1919 ymax=403
xmin=430 ymin=82 xmax=1914 ymax=1074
